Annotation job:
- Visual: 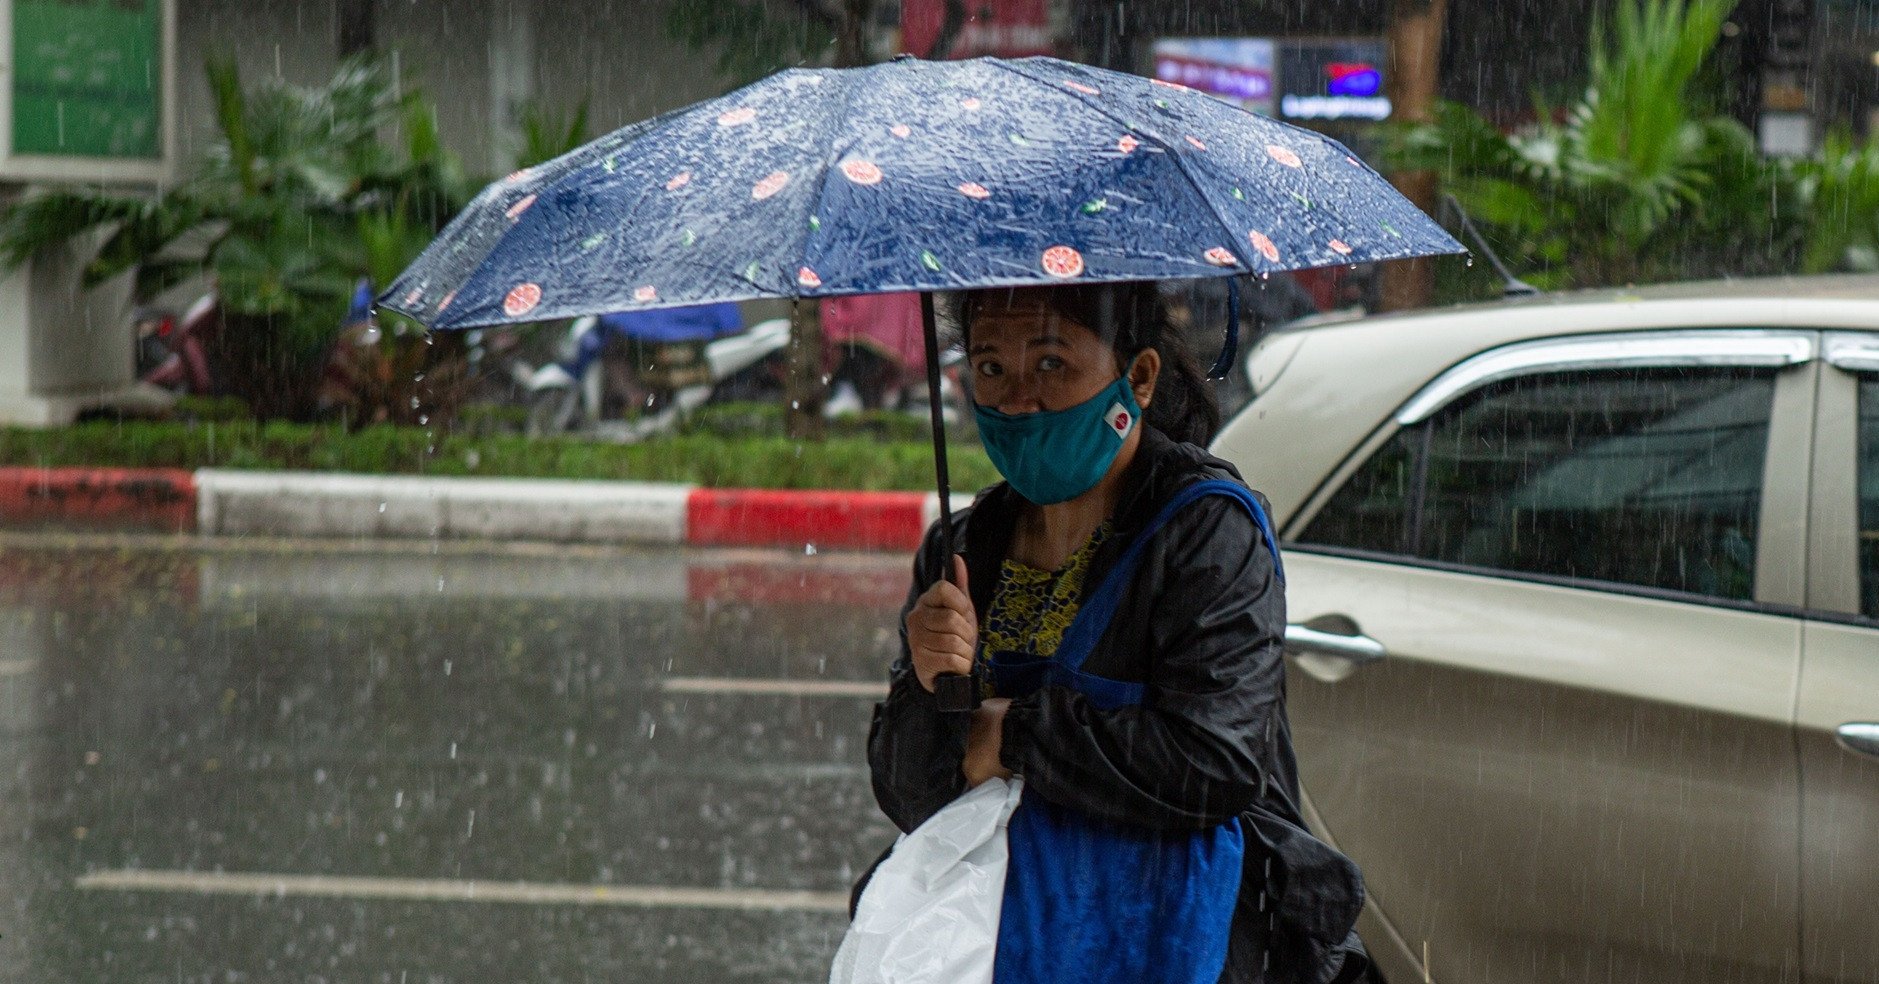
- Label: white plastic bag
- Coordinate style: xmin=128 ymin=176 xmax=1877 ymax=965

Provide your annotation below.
xmin=829 ymin=777 xmax=1024 ymax=984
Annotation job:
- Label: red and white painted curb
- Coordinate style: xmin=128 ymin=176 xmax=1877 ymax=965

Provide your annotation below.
xmin=0 ymin=466 xmax=196 ymax=531
xmin=0 ymin=467 xmax=970 ymax=552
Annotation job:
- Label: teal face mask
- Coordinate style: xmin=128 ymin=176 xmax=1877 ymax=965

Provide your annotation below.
xmin=973 ymin=368 xmax=1143 ymax=505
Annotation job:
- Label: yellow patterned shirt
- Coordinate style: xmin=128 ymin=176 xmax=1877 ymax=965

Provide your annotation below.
xmin=980 ymin=523 xmax=1113 ymax=692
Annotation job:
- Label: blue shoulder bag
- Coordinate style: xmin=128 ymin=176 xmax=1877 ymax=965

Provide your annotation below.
xmin=986 ymin=479 xmax=1284 ymax=984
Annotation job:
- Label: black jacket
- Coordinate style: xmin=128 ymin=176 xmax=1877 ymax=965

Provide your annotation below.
xmin=865 ymin=428 xmax=1369 ymax=984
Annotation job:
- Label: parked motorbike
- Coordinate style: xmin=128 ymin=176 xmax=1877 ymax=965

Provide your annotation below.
xmin=133 ymin=293 xmax=218 ymax=395
xmin=522 ymin=316 xmax=791 ymax=440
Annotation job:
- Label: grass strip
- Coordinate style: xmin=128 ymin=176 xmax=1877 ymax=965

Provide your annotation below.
xmin=0 ymin=420 xmax=1001 ymax=493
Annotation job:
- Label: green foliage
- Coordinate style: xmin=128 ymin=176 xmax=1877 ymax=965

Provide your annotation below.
xmin=0 ymin=53 xmax=478 ymax=422
xmin=516 ymin=98 xmax=592 ymax=170
xmin=0 ymin=419 xmax=1000 ymax=492
xmin=1387 ymin=0 xmax=1815 ymax=292
xmin=682 ymin=401 xmax=937 ymax=442
xmin=1795 ymin=129 xmax=1879 ymax=273
xmin=663 ymin=0 xmax=836 ymax=88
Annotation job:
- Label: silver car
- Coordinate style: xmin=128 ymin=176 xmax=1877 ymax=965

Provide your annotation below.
xmin=1211 ymin=275 xmax=1879 ymax=984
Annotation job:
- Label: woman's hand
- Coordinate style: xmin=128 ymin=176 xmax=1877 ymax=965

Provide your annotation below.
xmin=905 ymin=555 xmax=977 ymax=693
xmin=964 ymin=697 xmax=1014 ymax=787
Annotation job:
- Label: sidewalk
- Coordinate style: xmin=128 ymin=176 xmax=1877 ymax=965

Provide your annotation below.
xmin=0 ymin=467 xmax=970 ymax=552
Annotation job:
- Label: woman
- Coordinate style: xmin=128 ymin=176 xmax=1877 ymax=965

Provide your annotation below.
xmin=865 ymin=282 xmax=1367 ymax=984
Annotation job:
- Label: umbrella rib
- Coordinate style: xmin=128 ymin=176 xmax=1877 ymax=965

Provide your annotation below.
xmin=986 ymin=59 xmax=1260 ymax=275
xmin=406 ymin=109 xmax=684 ymax=329
xmin=793 ymin=66 xmax=874 ymax=298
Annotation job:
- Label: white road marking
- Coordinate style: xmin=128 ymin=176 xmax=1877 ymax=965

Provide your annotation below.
xmin=662 ymin=677 xmax=885 ymax=698
xmin=75 ymin=869 xmax=849 ymax=913
xmin=0 ymin=658 xmax=36 ymax=677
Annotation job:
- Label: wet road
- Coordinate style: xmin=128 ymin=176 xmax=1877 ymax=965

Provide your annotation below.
xmin=0 ymin=533 xmax=912 ymax=983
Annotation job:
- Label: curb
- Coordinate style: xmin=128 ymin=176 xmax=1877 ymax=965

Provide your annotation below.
xmin=1 ymin=467 xmax=972 ymax=552
xmin=0 ymin=467 xmax=196 ymax=532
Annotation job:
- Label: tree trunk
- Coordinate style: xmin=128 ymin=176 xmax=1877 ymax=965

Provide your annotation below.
xmin=784 ymin=0 xmax=873 ymax=440
xmin=1380 ymin=0 xmax=1448 ymax=312
xmin=784 ymin=300 xmax=827 ymax=441
xmin=337 ymin=0 xmax=375 ymax=56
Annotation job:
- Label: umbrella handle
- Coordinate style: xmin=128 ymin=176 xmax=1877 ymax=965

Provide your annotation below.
xmin=921 ymin=292 xmax=980 ymax=713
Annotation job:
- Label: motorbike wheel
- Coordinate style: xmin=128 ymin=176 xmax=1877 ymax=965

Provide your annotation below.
xmin=525 ymin=385 xmax=583 ymax=438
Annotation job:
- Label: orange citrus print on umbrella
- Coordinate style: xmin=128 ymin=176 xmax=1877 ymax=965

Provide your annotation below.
xmin=797 ymin=267 xmax=822 ymax=288
xmin=634 ymin=285 xmax=657 ymax=302
xmin=841 ymin=160 xmax=884 ymax=185
xmin=437 ymin=290 xmax=455 ymax=312
xmin=1117 ymin=135 xmax=1140 ymax=153
xmin=1248 ymin=231 xmax=1281 ymax=263
xmin=1267 ymin=145 xmax=1303 ymax=168
xmin=958 ymin=182 xmax=991 ymax=199
xmin=1041 ymin=245 xmax=1084 ymax=278
xmin=890 ymin=124 xmax=911 ymax=138
xmin=1185 ymin=135 xmax=1208 ymax=151
xmin=666 ymin=171 xmax=692 ymax=191
xmin=505 ymin=194 xmax=537 ymax=220
xmin=1204 ymin=247 xmax=1237 ymax=267
xmin=717 ymin=107 xmax=756 ymax=127
xmin=961 ymin=97 xmax=982 ymax=110
xmin=503 ymin=283 xmax=542 ymax=317
xmin=1063 ymin=80 xmax=1099 ymax=95
xmin=1329 ymin=239 xmax=1353 ymax=256
xmin=753 ymin=171 xmax=790 ymax=200
xmin=503 ymin=167 xmax=533 ymax=183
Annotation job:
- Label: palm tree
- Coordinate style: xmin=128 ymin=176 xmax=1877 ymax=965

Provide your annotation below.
xmin=1389 ymin=0 xmax=1801 ymax=290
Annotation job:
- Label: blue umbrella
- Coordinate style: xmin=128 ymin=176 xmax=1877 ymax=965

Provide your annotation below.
xmin=383 ymin=56 xmax=1461 ymax=690
xmin=381 ymin=55 xmax=1459 ymax=328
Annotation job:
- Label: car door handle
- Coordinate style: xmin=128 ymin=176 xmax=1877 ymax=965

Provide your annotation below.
xmin=1836 ymin=723 xmax=1879 ymax=761
xmin=1284 ymin=615 xmax=1387 ymax=674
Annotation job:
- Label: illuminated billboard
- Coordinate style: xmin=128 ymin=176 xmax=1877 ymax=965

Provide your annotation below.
xmin=1149 ymin=38 xmax=1276 ymax=116
xmin=1279 ymin=39 xmax=1391 ymax=122
xmin=1152 ymin=36 xmax=1391 ymax=124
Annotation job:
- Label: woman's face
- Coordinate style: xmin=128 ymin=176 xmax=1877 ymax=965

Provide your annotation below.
xmin=966 ymin=291 xmax=1123 ymax=415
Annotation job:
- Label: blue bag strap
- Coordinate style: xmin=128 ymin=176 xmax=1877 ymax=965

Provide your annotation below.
xmin=1054 ymin=479 xmax=1283 ymax=675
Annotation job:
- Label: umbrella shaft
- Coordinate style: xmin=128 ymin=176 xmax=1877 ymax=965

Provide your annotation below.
xmin=921 ymin=292 xmax=953 ymax=585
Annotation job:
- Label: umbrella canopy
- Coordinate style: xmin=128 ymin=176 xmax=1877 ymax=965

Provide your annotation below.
xmin=379 ymin=55 xmax=1460 ymax=329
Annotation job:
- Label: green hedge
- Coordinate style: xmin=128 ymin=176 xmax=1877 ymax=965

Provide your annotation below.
xmin=0 ymin=420 xmax=1001 ymax=492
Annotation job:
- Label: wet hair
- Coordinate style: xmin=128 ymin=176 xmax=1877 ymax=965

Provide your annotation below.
xmin=953 ymin=282 xmax=1222 ymax=447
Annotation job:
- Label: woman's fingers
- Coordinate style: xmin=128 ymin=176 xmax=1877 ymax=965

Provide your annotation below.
xmin=912 ymin=600 xmax=975 ymax=643
xmin=919 ymin=576 xmax=972 ymax=620
xmin=905 ymin=554 xmax=978 ymax=692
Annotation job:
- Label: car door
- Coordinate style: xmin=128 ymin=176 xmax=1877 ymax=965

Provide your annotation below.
xmin=1279 ymin=330 xmax=1813 ymax=984
xmin=1796 ymin=332 xmax=1879 ymax=984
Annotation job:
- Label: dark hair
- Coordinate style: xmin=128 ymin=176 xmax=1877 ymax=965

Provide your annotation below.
xmin=957 ymin=282 xmax=1221 ymax=447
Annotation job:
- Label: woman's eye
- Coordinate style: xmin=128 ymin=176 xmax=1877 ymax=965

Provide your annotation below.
xmin=975 ymin=361 xmax=1002 ymax=378
xmin=1037 ymin=356 xmax=1065 ymax=372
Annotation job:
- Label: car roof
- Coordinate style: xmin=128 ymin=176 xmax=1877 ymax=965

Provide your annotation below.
xmin=1276 ymin=272 xmax=1879 ymax=335
xmin=1217 ymin=274 xmax=1879 ymax=526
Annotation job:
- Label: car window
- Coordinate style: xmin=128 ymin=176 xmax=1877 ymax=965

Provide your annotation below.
xmin=1859 ymin=376 xmax=1879 ymax=618
xmin=1302 ymin=367 xmax=1777 ymax=601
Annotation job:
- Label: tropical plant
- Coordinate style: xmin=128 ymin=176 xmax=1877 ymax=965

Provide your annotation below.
xmin=1793 ymin=129 xmax=1879 ymax=273
xmin=1388 ymin=0 xmax=1805 ymax=290
xmin=516 ymin=98 xmax=592 ymax=171
xmin=0 ymin=53 xmax=475 ymax=422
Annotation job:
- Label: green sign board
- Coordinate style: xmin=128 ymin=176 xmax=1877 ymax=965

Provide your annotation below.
xmin=12 ymin=0 xmax=161 ymax=159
